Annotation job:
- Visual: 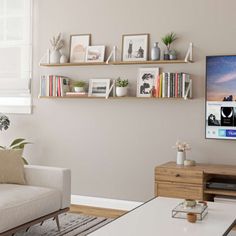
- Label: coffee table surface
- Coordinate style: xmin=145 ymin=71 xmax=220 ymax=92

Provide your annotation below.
xmin=89 ymin=197 xmax=236 ymax=236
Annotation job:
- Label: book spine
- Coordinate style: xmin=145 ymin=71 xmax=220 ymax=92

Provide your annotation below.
xmin=182 ymin=73 xmax=186 ymax=98
xmin=156 ymin=74 xmax=160 ymax=98
xmin=167 ymin=72 xmax=170 ymax=98
xmin=159 ymin=74 xmax=162 ymax=98
xmin=162 ymin=72 xmax=165 ymax=97
xmin=175 ymin=73 xmax=178 ymax=98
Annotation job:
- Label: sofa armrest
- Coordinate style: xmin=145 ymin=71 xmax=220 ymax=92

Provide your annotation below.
xmin=24 ymin=165 xmax=71 ymax=209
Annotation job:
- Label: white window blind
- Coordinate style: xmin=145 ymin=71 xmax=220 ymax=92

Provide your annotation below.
xmin=0 ymin=0 xmax=32 ymax=114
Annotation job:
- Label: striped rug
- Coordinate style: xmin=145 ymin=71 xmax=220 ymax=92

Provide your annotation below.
xmin=15 ymin=213 xmax=112 ymax=236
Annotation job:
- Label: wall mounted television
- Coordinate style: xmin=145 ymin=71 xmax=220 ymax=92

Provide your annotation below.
xmin=206 ymin=55 xmax=236 ymax=140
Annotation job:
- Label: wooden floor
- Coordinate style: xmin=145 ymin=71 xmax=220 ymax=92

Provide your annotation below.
xmin=70 ymin=204 xmax=127 ymax=219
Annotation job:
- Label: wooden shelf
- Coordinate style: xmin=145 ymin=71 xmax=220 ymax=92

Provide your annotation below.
xmin=38 ymin=96 xmax=188 ymax=100
xmin=39 ymin=60 xmax=192 ymax=67
xmin=204 ymin=189 xmax=236 ymax=197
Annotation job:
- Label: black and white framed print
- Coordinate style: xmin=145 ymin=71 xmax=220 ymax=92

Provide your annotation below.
xmin=122 ymin=34 xmax=149 ymax=62
xmin=137 ymin=68 xmax=159 ymax=97
xmin=88 ymin=79 xmax=110 ymax=97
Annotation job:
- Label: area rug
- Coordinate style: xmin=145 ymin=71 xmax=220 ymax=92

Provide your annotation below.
xmin=15 ymin=213 xmax=112 ymax=236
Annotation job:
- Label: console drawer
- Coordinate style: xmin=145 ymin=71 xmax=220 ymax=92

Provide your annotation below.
xmin=155 ymin=167 xmax=203 ymax=184
xmin=156 ymin=182 xmax=203 ymax=200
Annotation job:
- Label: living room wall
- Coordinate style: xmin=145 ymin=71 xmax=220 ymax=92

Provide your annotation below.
xmin=4 ymin=0 xmax=236 ymax=202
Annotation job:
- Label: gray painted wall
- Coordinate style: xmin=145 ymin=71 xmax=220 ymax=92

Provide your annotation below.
xmin=3 ymin=0 xmax=236 ymax=202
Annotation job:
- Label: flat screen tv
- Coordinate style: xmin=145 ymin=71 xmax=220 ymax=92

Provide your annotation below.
xmin=206 ymin=55 xmax=236 ymax=140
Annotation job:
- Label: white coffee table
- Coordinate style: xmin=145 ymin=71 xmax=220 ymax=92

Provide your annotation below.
xmin=89 ymin=197 xmax=236 ymax=236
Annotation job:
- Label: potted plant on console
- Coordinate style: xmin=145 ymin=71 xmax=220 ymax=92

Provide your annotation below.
xmin=116 ymin=78 xmax=129 ymax=97
xmin=173 ymin=140 xmax=191 ymax=165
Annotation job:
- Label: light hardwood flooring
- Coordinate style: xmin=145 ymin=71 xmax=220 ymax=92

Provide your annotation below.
xmin=70 ymin=204 xmax=127 ymax=219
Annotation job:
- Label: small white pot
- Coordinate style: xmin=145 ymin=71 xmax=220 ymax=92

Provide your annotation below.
xmin=176 ymin=151 xmax=186 ymax=165
xmin=60 ymin=54 xmax=68 ymax=64
xmin=116 ymin=87 xmax=128 ymax=97
xmin=74 ymin=87 xmax=84 ymax=93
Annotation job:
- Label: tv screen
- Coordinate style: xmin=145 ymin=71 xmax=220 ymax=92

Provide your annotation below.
xmin=206 ymin=55 xmax=236 ymax=140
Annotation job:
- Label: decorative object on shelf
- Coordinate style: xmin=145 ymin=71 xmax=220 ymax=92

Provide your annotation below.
xmin=137 ymin=67 xmax=159 ymax=97
xmin=72 ymin=81 xmax=86 ymax=93
xmin=0 ymin=113 xmax=10 ymax=131
xmin=49 ymin=33 xmax=64 ymax=64
xmin=184 ymin=159 xmax=196 ymax=166
xmin=106 ymin=46 xmax=117 ymax=64
xmin=122 ymin=34 xmax=149 ymax=62
xmin=151 ymin=42 xmax=161 ymax=61
xmin=115 ymin=78 xmax=129 ymax=97
xmin=86 ymin=46 xmax=105 ymax=62
xmin=60 ymin=54 xmax=68 ymax=64
xmin=161 ymin=32 xmax=177 ymax=60
xmin=173 ymin=140 xmax=191 ymax=165
xmin=169 ymin=50 xmax=177 ymax=60
xmin=187 ymin=213 xmax=197 ymax=223
xmin=88 ymin=79 xmax=110 ymax=97
xmin=69 ymin=34 xmax=91 ymax=63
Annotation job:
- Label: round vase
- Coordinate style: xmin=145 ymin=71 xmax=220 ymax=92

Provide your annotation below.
xmin=176 ymin=151 xmax=186 ymax=165
xmin=50 ymin=50 xmax=61 ymax=64
xmin=60 ymin=54 xmax=68 ymax=64
xmin=116 ymin=87 xmax=128 ymax=97
xmin=151 ymin=42 xmax=160 ymax=61
xmin=163 ymin=50 xmax=170 ymax=60
xmin=169 ymin=50 xmax=177 ymax=60
xmin=74 ymin=87 xmax=84 ymax=93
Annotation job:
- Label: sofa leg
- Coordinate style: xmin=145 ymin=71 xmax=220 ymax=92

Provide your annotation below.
xmin=55 ymin=215 xmax=60 ymax=231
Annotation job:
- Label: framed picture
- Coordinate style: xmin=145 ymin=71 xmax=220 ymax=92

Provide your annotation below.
xmin=69 ymin=34 xmax=91 ymax=63
xmin=137 ymin=68 xmax=159 ymax=97
xmin=122 ymin=34 xmax=149 ymax=62
xmin=88 ymin=79 xmax=110 ymax=97
xmin=86 ymin=46 xmax=106 ymax=62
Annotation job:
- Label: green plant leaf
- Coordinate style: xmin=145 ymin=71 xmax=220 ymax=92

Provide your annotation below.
xmin=12 ymin=142 xmax=32 ymax=149
xmin=0 ymin=146 xmax=5 ymax=149
xmin=10 ymin=138 xmax=25 ymax=147
xmin=22 ymin=157 xmax=28 ymax=165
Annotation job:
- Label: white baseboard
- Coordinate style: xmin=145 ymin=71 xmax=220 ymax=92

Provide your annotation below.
xmin=71 ymin=195 xmax=143 ymax=211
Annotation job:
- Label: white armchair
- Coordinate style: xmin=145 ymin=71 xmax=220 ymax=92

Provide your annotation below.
xmin=0 ymin=165 xmax=71 ymax=236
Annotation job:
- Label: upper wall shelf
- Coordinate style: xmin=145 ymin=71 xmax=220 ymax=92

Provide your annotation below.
xmin=39 ymin=60 xmax=193 ymax=67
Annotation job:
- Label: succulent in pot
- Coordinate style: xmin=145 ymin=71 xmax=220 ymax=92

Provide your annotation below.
xmin=73 ymin=81 xmax=86 ymax=93
xmin=116 ymin=78 xmax=129 ymax=97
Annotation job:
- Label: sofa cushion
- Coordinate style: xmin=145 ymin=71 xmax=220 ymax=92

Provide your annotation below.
xmin=0 ymin=149 xmax=25 ymax=184
xmin=0 ymin=184 xmax=61 ymax=233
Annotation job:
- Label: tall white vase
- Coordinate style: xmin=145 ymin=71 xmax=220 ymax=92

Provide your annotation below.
xmin=176 ymin=151 xmax=186 ymax=165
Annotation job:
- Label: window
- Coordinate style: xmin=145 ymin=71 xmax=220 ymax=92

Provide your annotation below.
xmin=0 ymin=0 xmax=32 ymax=114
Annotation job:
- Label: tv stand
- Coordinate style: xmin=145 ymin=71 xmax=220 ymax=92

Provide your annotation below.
xmin=155 ymin=162 xmax=236 ymax=201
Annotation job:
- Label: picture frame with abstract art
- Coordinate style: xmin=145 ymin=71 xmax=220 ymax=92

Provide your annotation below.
xmin=86 ymin=46 xmax=105 ymax=63
xmin=137 ymin=68 xmax=159 ymax=97
xmin=69 ymin=34 xmax=91 ymax=63
xmin=206 ymin=55 xmax=236 ymax=140
xmin=122 ymin=34 xmax=149 ymax=62
xmin=88 ymin=79 xmax=110 ymax=97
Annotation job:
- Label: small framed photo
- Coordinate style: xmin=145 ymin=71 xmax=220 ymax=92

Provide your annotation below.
xmin=69 ymin=34 xmax=91 ymax=63
xmin=88 ymin=79 xmax=110 ymax=97
xmin=137 ymin=68 xmax=159 ymax=97
xmin=122 ymin=34 xmax=149 ymax=62
xmin=86 ymin=46 xmax=106 ymax=62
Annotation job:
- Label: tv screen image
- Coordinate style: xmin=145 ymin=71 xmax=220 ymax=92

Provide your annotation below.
xmin=206 ymin=55 xmax=236 ymax=140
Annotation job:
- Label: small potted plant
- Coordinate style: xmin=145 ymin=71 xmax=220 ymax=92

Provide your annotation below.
xmin=161 ymin=32 xmax=177 ymax=60
xmin=116 ymin=78 xmax=129 ymax=97
xmin=173 ymin=140 xmax=191 ymax=165
xmin=72 ymin=81 xmax=86 ymax=93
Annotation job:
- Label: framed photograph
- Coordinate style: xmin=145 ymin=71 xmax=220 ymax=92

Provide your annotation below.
xmin=88 ymin=79 xmax=110 ymax=97
xmin=122 ymin=34 xmax=149 ymax=62
xmin=86 ymin=46 xmax=106 ymax=62
xmin=69 ymin=34 xmax=91 ymax=63
xmin=137 ymin=68 xmax=159 ymax=97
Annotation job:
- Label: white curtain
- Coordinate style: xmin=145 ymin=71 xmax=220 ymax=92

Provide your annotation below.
xmin=0 ymin=0 xmax=32 ymax=113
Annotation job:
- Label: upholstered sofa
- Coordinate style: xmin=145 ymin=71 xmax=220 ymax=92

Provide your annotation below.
xmin=0 ymin=165 xmax=71 ymax=236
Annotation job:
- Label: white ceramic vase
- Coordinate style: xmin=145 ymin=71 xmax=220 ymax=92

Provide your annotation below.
xmin=50 ymin=50 xmax=61 ymax=64
xmin=116 ymin=87 xmax=128 ymax=97
xmin=176 ymin=151 xmax=186 ymax=165
xmin=60 ymin=54 xmax=68 ymax=64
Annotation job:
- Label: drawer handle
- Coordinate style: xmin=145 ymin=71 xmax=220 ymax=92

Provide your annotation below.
xmin=175 ymin=174 xmax=180 ymax=177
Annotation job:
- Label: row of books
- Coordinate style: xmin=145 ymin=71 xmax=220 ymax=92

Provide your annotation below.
xmin=154 ymin=73 xmax=192 ymax=98
xmin=39 ymin=75 xmax=70 ymax=97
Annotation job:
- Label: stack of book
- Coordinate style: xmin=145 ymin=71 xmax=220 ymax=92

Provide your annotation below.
xmin=155 ymin=72 xmax=192 ymax=98
xmin=39 ymin=75 xmax=70 ymax=97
